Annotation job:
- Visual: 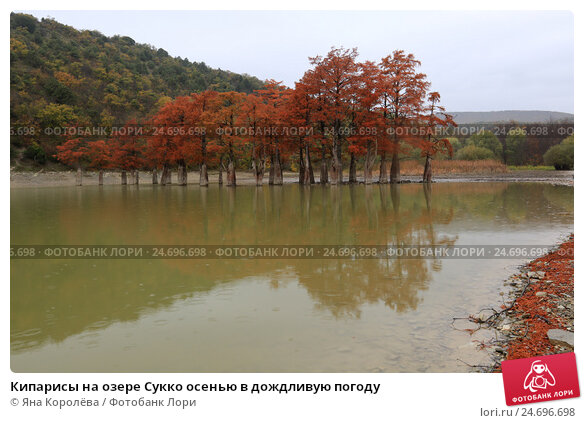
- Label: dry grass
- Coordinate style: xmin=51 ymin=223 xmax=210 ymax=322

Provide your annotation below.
xmin=400 ymin=159 xmax=508 ymax=176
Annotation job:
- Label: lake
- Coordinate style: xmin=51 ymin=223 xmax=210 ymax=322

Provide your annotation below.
xmin=10 ymin=182 xmax=573 ymax=372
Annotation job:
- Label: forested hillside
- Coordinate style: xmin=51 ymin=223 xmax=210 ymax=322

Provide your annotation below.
xmin=10 ymin=12 xmax=264 ymax=133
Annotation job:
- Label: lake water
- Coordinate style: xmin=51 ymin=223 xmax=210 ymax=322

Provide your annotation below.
xmin=10 ymin=182 xmax=573 ymax=372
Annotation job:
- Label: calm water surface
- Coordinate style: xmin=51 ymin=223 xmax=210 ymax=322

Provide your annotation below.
xmin=10 ymin=182 xmax=573 ymax=372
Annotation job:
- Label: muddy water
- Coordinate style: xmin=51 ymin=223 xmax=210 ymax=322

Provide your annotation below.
xmin=10 ymin=182 xmax=573 ymax=372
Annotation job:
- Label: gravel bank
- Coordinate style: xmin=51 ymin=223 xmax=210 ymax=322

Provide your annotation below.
xmin=10 ymin=169 xmax=574 ymax=188
xmin=457 ymin=235 xmax=574 ymax=371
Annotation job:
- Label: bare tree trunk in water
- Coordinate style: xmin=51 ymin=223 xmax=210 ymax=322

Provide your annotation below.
xmin=349 ymin=152 xmax=357 ymax=183
xmin=272 ymin=148 xmax=283 ymax=185
xmin=423 ymin=155 xmax=432 ymax=183
xmin=320 ymin=147 xmax=329 ymax=184
xmin=268 ymin=154 xmax=275 ymax=185
xmin=218 ymin=156 xmax=223 ymax=185
xmin=299 ymin=146 xmax=305 ymax=184
xmin=75 ymin=166 xmax=83 ymax=186
xmin=253 ymin=147 xmax=265 ymax=186
xmin=152 ymin=168 xmax=158 ymax=184
xmin=308 ymin=146 xmax=315 ymax=184
xmin=98 ymin=170 xmax=103 ymax=186
xmin=379 ymin=152 xmax=388 ymax=184
xmin=199 ymin=163 xmax=208 ymax=186
xmin=177 ymin=161 xmax=187 ymax=186
xmin=160 ymin=164 xmax=169 ymax=185
xmin=130 ymin=170 xmax=135 ymax=184
xmin=389 ymin=148 xmax=401 ymax=184
xmin=254 ymin=162 xmax=264 ymax=186
xmin=200 ymin=135 xmax=209 ymax=186
xmin=121 ymin=170 xmax=127 ymax=185
xmin=363 ymin=140 xmax=377 ymax=184
xmin=227 ymin=157 xmax=236 ymax=187
xmin=363 ymin=156 xmax=372 ymax=184
xmin=302 ymin=144 xmax=311 ymax=185
xmin=330 ymin=142 xmax=342 ymax=185
xmin=133 ymin=170 xmax=139 ymax=185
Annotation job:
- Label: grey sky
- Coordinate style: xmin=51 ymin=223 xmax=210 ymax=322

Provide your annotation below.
xmin=24 ymin=10 xmax=574 ymax=113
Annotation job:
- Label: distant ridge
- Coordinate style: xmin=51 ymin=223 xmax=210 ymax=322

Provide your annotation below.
xmin=446 ymin=110 xmax=574 ymax=124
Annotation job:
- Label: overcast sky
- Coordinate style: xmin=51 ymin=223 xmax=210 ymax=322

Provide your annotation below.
xmin=23 ymin=10 xmax=574 ymax=113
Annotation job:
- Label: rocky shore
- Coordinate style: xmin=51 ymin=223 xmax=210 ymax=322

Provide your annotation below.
xmin=463 ymin=235 xmax=574 ymax=371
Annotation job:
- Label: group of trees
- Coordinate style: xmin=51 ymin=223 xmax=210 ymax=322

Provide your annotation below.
xmin=14 ymin=13 xmax=573 ymax=178
xmin=451 ymin=131 xmax=504 ymax=161
xmin=56 ymin=47 xmax=457 ymax=186
xmin=448 ymin=129 xmax=574 ymax=168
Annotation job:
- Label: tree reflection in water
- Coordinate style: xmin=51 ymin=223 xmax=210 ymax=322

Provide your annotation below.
xmin=10 ymin=183 xmax=573 ymax=353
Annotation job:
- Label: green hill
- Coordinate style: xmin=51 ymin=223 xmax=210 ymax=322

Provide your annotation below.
xmin=10 ymin=12 xmax=264 ymax=140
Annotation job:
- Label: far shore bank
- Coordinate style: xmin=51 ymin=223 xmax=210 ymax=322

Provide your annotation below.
xmin=10 ymin=169 xmax=574 ymax=189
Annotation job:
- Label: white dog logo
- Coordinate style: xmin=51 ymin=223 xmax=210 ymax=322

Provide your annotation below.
xmin=523 ymin=359 xmax=556 ymax=392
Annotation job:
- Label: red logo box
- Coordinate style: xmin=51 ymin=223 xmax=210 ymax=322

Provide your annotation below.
xmin=502 ymin=352 xmax=580 ymax=406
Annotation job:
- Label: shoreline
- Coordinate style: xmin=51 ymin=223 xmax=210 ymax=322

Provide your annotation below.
xmin=461 ymin=235 xmax=575 ymax=372
xmin=10 ymin=169 xmax=574 ymax=189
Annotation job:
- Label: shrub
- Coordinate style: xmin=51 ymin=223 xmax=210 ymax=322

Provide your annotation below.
xmin=455 ymin=145 xmax=495 ymax=161
xmin=543 ymin=136 xmax=574 ymax=170
xmin=468 ymin=130 xmax=502 ymax=158
xmin=24 ymin=142 xmax=47 ymax=164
